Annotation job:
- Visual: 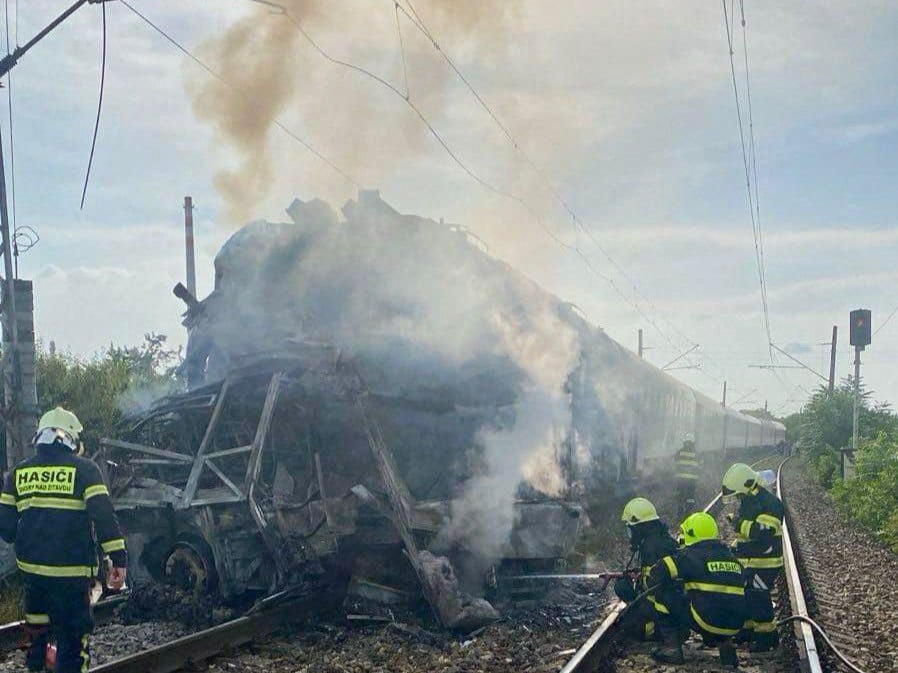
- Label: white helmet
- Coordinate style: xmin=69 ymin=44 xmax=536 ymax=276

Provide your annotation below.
xmin=684 ymin=432 xmax=695 ymax=443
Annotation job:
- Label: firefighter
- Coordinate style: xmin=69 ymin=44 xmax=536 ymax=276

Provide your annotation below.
xmin=648 ymin=512 xmax=745 ymax=668
xmin=614 ymin=498 xmax=682 ymax=643
xmin=674 ymin=433 xmax=699 ymax=519
xmin=0 ymin=407 xmax=127 ymax=673
xmin=722 ymin=462 xmax=784 ymax=652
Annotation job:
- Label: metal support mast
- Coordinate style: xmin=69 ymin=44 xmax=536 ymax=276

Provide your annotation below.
xmin=0 ymin=0 xmax=111 ymax=466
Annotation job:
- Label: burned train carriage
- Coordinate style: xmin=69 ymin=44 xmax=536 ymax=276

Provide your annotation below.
xmin=103 ymin=191 xmax=784 ymax=609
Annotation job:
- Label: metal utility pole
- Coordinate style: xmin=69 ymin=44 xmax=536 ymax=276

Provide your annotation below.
xmin=852 ymin=347 xmax=860 ymax=452
xmin=828 ymin=325 xmax=837 ymax=395
xmin=184 ymin=196 xmax=196 ymax=297
xmin=638 ymin=328 xmax=643 ymax=358
xmin=0 ymin=0 xmax=112 ymax=466
xmin=722 ymin=380 xmax=727 ymax=406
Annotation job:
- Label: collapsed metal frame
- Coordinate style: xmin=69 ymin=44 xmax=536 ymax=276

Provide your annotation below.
xmin=103 ymin=362 xmax=449 ymax=624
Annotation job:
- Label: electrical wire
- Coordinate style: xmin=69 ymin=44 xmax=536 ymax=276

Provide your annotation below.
xmin=254 ymin=0 xmax=700 ymax=355
xmin=392 ymin=1 xmax=409 ymax=99
xmin=721 ymin=1 xmax=772 ymax=358
xmin=397 ymin=0 xmax=703 ymax=358
xmin=119 ymin=0 xmax=360 ymax=189
xmin=80 ymin=0 xmax=106 ymax=209
xmin=873 ymin=303 xmax=898 ymax=336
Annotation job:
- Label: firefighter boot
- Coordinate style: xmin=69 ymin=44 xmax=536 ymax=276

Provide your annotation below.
xmin=748 ymin=629 xmax=778 ymax=653
xmin=24 ymin=626 xmax=48 ymax=673
xmin=718 ymin=638 xmax=739 ymax=668
xmin=651 ymin=627 xmax=685 ymax=665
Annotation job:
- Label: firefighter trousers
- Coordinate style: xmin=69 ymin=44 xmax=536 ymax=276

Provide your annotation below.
xmin=23 ymin=576 xmax=93 ymax=673
xmin=675 ymin=479 xmax=697 ymax=518
xmin=743 ymin=568 xmax=779 ymax=648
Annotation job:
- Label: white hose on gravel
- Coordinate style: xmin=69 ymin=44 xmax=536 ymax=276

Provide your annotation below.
xmin=778 ymin=615 xmax=867 ymax=673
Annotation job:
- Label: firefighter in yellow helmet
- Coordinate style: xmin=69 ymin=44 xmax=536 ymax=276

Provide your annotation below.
xmin=674 ymin=433 xmax=699 ymax=519
xmin=614 ymin=498 xmax=681 ymax=644
xmin=648 ymin=512 xmax=745 ymax=668
xmin=0 ymin=407 xmax=127 ymax=673
xmin=722 ymin=463 xmax=784 ymax=652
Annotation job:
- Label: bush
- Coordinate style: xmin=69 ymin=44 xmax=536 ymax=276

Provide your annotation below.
xmin=830 ymin=432 xmax=898 ymax=552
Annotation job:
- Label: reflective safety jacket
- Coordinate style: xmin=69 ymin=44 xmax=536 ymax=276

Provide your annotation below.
xmin=632 ymin=519 xmax=679 ymax=614
xmin=0 ymin=443 xmax=127 ymax=578
xmin=674 ymin=442 xmax=699 ymax=481
xmin=732 ymin=486 xmax=784 ymax=572
xmin=650 ymin=539 xmax=746 ymax=636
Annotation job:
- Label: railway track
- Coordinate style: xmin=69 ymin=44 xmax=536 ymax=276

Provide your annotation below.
xmin=2 ymin=452 xmax=823 ymax=673
xmin=562 ymin=455 xmax=886 ymax=673
xmin=560 ymin=454 xmax=794 ymax=673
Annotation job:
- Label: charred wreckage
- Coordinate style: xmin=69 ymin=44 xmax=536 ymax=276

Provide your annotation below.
xmin=101 ymin=191 xmax=783 ymax=629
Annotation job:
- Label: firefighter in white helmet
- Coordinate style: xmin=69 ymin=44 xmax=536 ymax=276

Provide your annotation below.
xmin=0 ymin=407 xmax=127 ymax=673
xmin=722 ymin=463 xmax=784 ymax=652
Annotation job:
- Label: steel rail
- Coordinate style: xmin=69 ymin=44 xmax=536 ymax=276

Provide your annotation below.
xmin=776 ymin=457 xmax=824 ymax=673
xmin=89 ymin=590 xmax=323 ymax=673
xmin=560 ymin=452 xmax=780 ymax=673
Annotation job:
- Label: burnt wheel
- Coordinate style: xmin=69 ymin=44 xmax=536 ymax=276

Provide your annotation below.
xmin=163 ymin=536 xmax=218 ymax=593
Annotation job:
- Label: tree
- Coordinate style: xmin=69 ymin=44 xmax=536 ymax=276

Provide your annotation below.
xmin=796 ymin=378 xmax=898 ymax=486
xmin=35 ymin=333 xmax=181 ymax=450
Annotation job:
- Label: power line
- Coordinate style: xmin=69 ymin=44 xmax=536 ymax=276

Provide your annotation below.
xmin=392 ymin=1 xmax=409 ymax=99
xmin=721 ymin=0 xmax=772 ymax=356
xmin=874 ymin=304 xmax=898 ymax=336
xmin=119 ymin=0 xmax=360 ymax=189
xmin=80 ymin=0 xmax=106 ymax=209
xmin=397 ymin=0 xmax=703 ymax=356
xmin=247 ymin=0 xmax=701 ymax=356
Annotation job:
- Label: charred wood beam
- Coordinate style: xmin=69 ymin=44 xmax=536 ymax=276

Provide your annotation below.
xmin=100 ymin=438 xmax=192 ymax=463
xmin=203 ymin=444 xmax=252 ymax=460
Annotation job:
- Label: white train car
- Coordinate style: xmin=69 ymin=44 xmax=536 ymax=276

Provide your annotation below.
xmin=561 ymin=304 xmax=785 ymax=477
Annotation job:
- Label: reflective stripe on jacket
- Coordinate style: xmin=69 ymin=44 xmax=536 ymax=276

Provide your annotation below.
xmin=733 ymin=486 xmax=784 ymax=570
xmin=0 ymin=444 xmax=127 ymax=577
xmin=650 ymin=539 xmax=746 ymax=636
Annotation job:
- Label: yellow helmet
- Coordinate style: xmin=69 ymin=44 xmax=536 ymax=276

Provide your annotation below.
xmin=722 ymin=463 xmax=760 ymax=502
xmin=34 ymin=407 xmax=83 ymax=452
xmin=679 ymin=512 xmax=718 ymax=546
xmin=621 ymin=497 xmax=659 ymax=525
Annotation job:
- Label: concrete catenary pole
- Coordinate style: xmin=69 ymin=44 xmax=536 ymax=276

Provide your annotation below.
xmin=184 ymin=196 xmax=197 ymax=297
xmin=828 ymin=325 xmax=837 ymax=395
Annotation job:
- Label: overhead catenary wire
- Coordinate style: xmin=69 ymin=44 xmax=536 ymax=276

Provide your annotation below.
xmin=247 ymin=0 xmax=697 ymax=356
xmin=397 ymin=0 xmax=705 ymax=358
xmin=392 ymin=1 xmax=409 ymax=99
xmin=873 ymin=303 xmax=898 ymax=336
xmin=721 ymin=0 xmax=772 ymax=357
xmin=80 ymin=0 xmax=106 ymax=209
xmin=119 ymin=0 xmax=360 ymax=190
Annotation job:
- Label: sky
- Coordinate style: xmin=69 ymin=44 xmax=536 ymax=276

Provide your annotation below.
xmin=5 ymin=0 xmax=898 ymax=416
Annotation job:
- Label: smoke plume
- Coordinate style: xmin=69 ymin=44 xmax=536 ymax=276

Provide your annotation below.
xmin=190 ymin=0 xmax=519 ymax=223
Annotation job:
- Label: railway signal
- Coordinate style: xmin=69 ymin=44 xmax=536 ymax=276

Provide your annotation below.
xmin=848 ymin=308 xmax=872 ymax=479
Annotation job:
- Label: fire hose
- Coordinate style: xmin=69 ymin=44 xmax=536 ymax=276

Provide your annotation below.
xmin=619 ymin=585 xmax=869 ymax=672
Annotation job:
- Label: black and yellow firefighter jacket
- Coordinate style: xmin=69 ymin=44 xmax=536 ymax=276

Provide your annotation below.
xmin=649 ymin=539 xmax=746 ymax=637
xmin=632 ymin=519 xmax=679 ymax=615
xmin=732 ymin=486 xmax=784 ymax=572
xmin=674 ymin=443 xmax=698 ymax=481
xmin=0 ymin=444 xmax=127 ymax=578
